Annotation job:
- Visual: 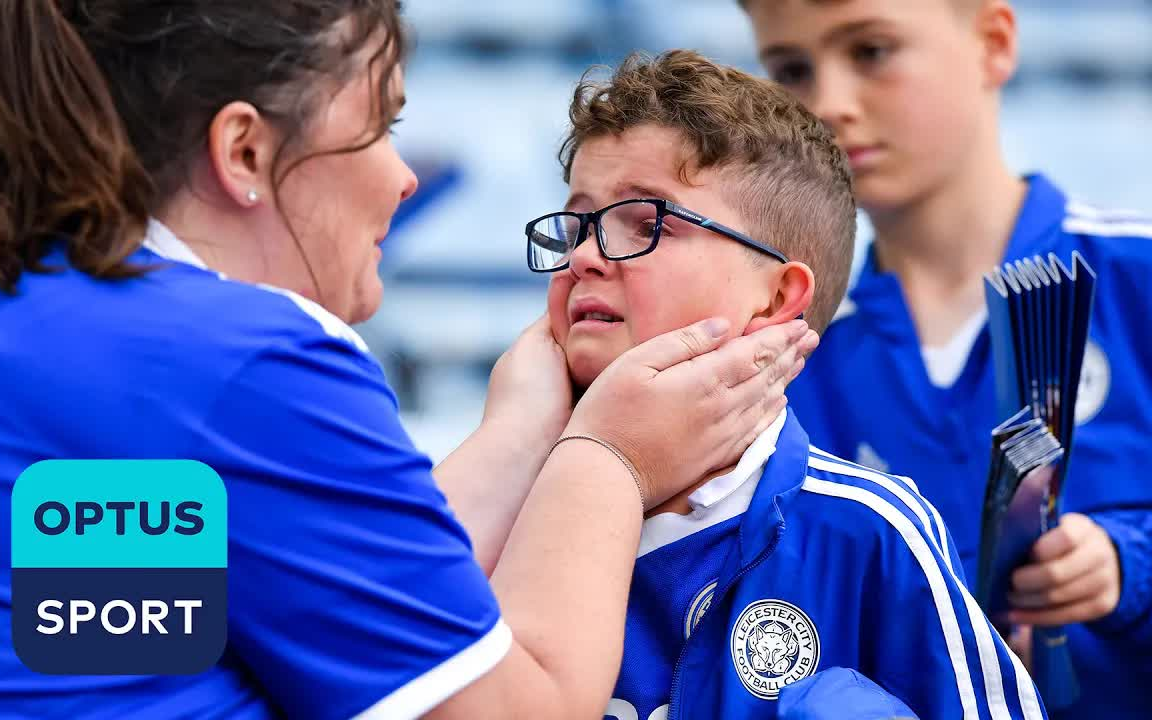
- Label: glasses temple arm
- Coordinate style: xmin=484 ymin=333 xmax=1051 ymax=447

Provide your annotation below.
xmin=528 ymin=227 xmax=573 ymax=254
xmin=665 ymin=202 xmax=790 ymax=265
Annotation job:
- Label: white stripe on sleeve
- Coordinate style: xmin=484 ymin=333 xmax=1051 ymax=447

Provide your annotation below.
xmin=1062 ymin=217 xmax=1152 ymax=239
xmin=351 ymin=619 xmax=513 ymax=720
xmin=803 ymin=477 xmax=1043 ymax=720
xmin=806 ymin=454 xmax=951 ymax=571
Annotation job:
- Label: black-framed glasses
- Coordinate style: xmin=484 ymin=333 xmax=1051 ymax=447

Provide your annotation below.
xmin=525 ymin=198 xmax=790 ymax=273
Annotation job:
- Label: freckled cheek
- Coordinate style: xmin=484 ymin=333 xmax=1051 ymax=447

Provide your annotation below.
xmin=634 ymin=273 xmax=734 ymax=341
xmin=621 ymin=278 xmax=684 ymax=345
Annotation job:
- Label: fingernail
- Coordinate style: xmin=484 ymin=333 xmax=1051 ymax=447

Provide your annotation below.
xmin=704 ymin=317 xmax=730 ymax=338
xmin=791 ymin=319 xmax=809 ymax=340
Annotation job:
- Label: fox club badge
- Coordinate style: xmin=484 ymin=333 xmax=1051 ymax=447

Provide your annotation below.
xmin=684 ymin=580 xmax=718 ymax=639
xmin=730 ymin=599 xmax=820 ymax=700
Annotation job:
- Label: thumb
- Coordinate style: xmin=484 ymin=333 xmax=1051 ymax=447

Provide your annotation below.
xmin=629 ymin=317 xmax=730 ymax=374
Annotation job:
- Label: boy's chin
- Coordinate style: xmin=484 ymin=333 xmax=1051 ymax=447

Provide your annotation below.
xmin=853 ymin=169 xmax=924 ymax=214
xmin=567 ymin=354 xmax=615 ymax=391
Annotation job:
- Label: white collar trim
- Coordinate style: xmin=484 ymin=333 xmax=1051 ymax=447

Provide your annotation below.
xmin=139 ymin=217 xmax=370 ymax=354
xmin=636 ymin=410 xmax=786 ymax=558
xmin=142 ymin=218 xmax=209 ymax=269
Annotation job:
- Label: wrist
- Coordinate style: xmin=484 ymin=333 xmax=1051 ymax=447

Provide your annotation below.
xmin=551 ymin=434 xmax=646 ymax=512
xmin=548 ymin=435 xmax=646 ymax=512
xmin=476 ymin=414 xmax=560 ymax=468
xmin=1088 ymin=514 xmax=1152 ymax=633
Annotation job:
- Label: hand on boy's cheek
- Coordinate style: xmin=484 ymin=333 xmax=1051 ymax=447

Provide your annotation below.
xmin=485 ymin=315 xmax=575 ymax=442
xmin=741 ymin=315 xmax=818 ymax=388
xmin=742 ymin=316 xmax=776 ymax=336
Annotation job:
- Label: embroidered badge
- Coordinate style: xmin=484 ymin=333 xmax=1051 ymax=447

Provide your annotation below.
xmin=730 ymin=599 xmax=820 ymax=700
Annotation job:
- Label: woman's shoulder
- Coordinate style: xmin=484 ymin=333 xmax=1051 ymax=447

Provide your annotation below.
xmin=138 ymin=248 xmax=368 ymax=348
xmin=4 ymin=246 xmax=383 ymax=399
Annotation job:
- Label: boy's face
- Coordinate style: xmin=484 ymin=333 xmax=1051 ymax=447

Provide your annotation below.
xmin=745 ymin=0 xmax=1009 ymax=212
xmin=547 ymin=125 xmax=780 ymax=389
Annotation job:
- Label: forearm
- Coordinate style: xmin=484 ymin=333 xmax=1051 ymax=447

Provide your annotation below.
xmin=488 ymin=440 xmax=643 ymax=718
xmin=434 ymin=420 xmax=555 ymax=575
xmin=1089 ymin=509 xmax=1152 ymax=646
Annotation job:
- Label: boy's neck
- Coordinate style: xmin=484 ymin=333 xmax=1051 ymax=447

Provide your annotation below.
xmin=644 ymin=465 xmax=735 ymax=519
xmin=868 ymin=149 xmax=1028 ymax=346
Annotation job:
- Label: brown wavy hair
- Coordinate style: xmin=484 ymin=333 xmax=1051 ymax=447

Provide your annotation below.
xmin=560 ymin=50 xmax=856 ymax=333
xmin=0 ymin=0 xmax=406 ymax=295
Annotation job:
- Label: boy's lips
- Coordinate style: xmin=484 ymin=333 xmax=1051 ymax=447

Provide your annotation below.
xmin=844 ymin=144 xmax=883 ymax=170
xmin=569 ymin=296 xmax=625 ymax=330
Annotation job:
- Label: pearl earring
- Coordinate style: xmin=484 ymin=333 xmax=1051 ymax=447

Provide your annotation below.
xmin=246 ymin=189 xmax=259 ymax=203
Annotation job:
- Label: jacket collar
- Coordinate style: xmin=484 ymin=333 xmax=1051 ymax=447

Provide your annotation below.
xmin=729 ymin=409 xmax=812 ymax=569
xmin=142 ymin=218 xmax=210 ymax=269
xmin=848 ymin=174 xmax=1067 ymax=336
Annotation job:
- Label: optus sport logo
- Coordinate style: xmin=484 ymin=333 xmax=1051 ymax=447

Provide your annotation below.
xmin=11 ymin=460 xmax=227 ymax=674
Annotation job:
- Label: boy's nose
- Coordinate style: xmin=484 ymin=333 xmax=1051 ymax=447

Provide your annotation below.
xmin=809 ymin=68 xmax=861 ymax=134
xmin=569 ymin=225 xmax=611 ymax=279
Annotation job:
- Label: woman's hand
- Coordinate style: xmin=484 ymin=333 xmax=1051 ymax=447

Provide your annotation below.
xmin=440 ymin=319 xmax=815 ymax=720
xmin=435 ymin=316 xmax=574 ymax=574
xmin=483 ymin=314 xmax=573 ymax=447
xmin=565 ymin=316 xmax=818 ymax=510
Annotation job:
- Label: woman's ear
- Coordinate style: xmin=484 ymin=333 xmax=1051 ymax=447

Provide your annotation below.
xmin=206 ymin=101 xmax=276 ymax=208
xmin=745 ymin=261 xmax=815 ymax=336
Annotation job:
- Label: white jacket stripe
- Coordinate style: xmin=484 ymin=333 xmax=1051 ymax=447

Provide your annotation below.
xmin=806 ymin=454 xmax=951 ymax=571
xmin=802 ymin=477 xmax=1043 ymax=720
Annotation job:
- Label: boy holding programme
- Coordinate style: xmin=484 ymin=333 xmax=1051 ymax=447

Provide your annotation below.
xmin=740 ymin=1 xmax=1152 ymax=716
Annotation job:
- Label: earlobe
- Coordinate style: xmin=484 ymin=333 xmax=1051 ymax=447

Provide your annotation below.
xmin=206 ymin=101 xmax=271 ymax=208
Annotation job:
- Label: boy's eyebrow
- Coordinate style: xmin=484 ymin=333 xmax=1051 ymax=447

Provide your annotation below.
xmin=563 ymin=192 xmax=592 ymax=212
xmin=563 ymin=183 xmax=683 ymax=212
xmin=619 ymin=182 xmax=682 ymax=205
xmin=759 ymin=44 xmax=805 ymax=63
xmin=759 ymin=18 xmax=890 ymax=62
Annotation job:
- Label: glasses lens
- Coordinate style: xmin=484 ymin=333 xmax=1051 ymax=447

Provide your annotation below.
xmin=528 ymin=214 xmax=581 ymax=270
xmin=601 ymin=201 xmax=660 ymax=259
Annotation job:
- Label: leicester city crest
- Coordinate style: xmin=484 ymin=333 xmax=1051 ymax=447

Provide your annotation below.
xmin=730 ymin=599 xmax=820 ymax=700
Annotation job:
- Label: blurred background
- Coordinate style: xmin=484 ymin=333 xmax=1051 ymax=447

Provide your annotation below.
xmin=359 ymin=0 xmax=1152 ymax=461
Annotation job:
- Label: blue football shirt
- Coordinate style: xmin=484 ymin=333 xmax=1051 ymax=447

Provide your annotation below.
xmin=0 ymin=222 xmax=509 ymax=719
xmin=787 ymin=175 xmax=1152 ymax=717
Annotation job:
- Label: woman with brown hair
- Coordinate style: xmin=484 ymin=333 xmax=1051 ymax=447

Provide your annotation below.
xmin=0 ymin=2 xmax=816 ymax=718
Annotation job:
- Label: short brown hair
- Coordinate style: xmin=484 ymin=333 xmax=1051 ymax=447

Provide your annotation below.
xmin=559 ymin=50 xmax=856 ymax=333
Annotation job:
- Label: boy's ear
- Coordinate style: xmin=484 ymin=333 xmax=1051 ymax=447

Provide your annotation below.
xmin=975 ymin=1 xmax=1019 ymax=90
xmin=745 ymin=261 xmax=815 ymax=336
